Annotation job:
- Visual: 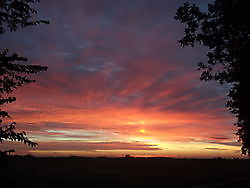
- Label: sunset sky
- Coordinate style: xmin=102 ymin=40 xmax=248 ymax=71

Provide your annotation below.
xmin=1 ymin=0 xmax=242 ymax=158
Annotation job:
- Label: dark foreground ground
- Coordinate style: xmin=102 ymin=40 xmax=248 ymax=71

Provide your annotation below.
xmin=1 ymin=157 xmax=250 ymax=188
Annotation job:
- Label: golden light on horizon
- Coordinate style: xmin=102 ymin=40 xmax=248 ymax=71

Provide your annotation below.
xmin=139 ymin=129 xmax=146 ymax=133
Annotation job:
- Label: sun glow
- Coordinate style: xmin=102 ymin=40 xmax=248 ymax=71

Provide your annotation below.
xmin=139 ymin=129 xmax=146 ymax=133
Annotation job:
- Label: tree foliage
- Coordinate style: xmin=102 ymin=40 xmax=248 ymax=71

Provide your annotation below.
xmin=0 ymin=0 xmax=48 ymax=152
xmin=0 ymin=0 xmax=49 ymax=34
xmin=175 ymin=0 xmax=250 ymax=155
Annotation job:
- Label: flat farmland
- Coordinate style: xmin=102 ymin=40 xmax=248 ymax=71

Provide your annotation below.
xmin=2 ymin=157 xmax=250 ymax=188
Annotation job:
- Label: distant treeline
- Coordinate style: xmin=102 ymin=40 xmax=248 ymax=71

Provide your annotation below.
xmin=5 ymin=155 xmax=248 ymax=160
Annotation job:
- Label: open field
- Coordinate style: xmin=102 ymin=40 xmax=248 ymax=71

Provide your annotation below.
xmin=1 ymin=157 xmax=250 ymax=188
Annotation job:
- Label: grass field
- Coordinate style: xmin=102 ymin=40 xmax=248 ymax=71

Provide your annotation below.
xmin=1 ymin=157 xmax=250 ymax=187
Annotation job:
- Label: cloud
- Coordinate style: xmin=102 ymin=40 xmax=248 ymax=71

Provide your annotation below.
xmin=210 ymin=136 xmax=229 ymax=140
xmin=204 ymin=148 xmax=228 ymax=151
xmin=0 ymin=0 xmax=238 ymax=157
xmin=1 ymin=141 xmax=161 ymax=154
xmin=209 ymin=141 xmax=241 ymax=147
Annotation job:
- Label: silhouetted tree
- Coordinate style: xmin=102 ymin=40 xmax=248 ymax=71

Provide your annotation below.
xmin=175 ymin=0 xmax=250 ymax=155
xmin=0 ymin=0 xmax=48 ymax=155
